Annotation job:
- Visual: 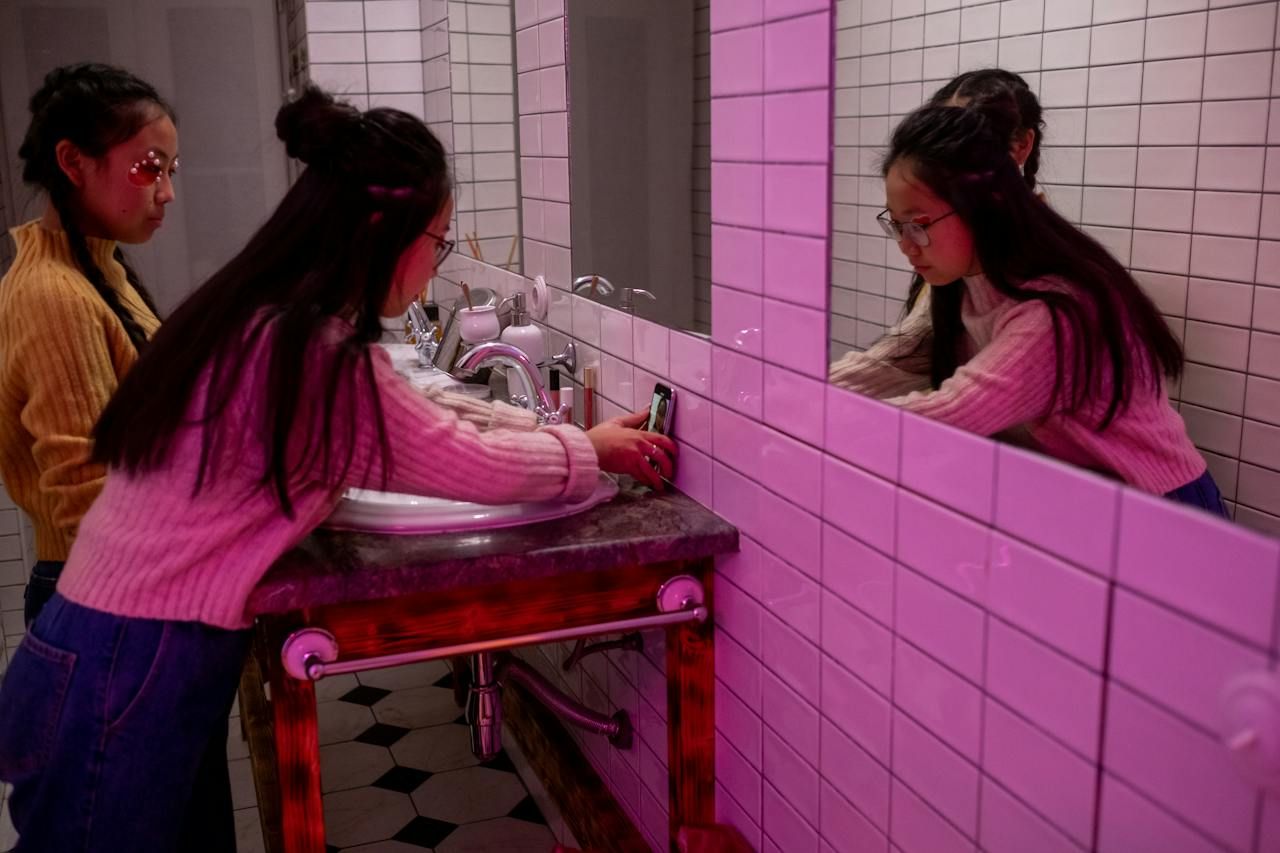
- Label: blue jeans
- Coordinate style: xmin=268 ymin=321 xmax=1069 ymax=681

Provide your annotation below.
xmin=1165 ymin=469 xmax=1230 ymax=519
xmin=0 ymin=594 xmax=250 ymax=852
xmin=23 ymin=560 xmax=64 ymax=627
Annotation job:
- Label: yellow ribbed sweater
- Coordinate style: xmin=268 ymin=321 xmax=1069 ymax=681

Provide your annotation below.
xmin=0 ymin=220 xmax=161 ymax=560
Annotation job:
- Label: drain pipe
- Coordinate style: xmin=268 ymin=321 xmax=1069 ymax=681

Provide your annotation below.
xmin=498 ymin=653 xmax=633 ymax=749
xmin=467 ymin=653 xmax=503 ymax=761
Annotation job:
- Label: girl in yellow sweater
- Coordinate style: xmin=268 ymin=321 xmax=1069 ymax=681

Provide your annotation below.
xmin=0 ymin=63 xmax=174 ymax=624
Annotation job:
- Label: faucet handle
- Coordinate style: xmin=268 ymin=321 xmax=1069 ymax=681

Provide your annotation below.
xmin=536 ymin=401 xmax=574 ymax=426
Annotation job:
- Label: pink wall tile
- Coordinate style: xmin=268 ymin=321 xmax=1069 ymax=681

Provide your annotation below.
xmin=763 ymin=12 xmax=831 ymax=92
xmin=757 ymin=427 xmax=825 ymax=515
xmin=1103 ymin=684 xmax=1259 ymax=850
xmin=1116 ymin=488 xmax=1280 ymax=649
xmin=714 ymin=461 xmax=764 ymax=540
xmin=541 ymin=112 xmax=568 ymax=156
xmin=763 ymin=298 xmax=828 ymax=378
xmin=763 ymin=781 xmax=820 ymax=853
xmin=896 ymin=490 xmax=990 ymax=605
xmin=758 ymin=490 xmax=822 ymax=579
xmin=822 ymin=522 xmax=893 ymax=626
xmin=712 ymin=95 xmax=764 ymax=162
xmin=671 ymin=389 xmax=712 ymax=454
xmin=995 ymin=445 xmax=1121 ymax=576
xmin=764 ymin=365 xmax=826 ymax=446
xmin=762 ymin=612 xmax=820 ymax=699
xmin=895 ymin=567 xmax=985 ymax=685
xmin=892 ymin=639 xmax=982 ymax=763
xmin=713 ymin=163 xmax=765 ymax=229
xmin=542 ymin=156 xmax=569 ymax=201
xmin=983 ymin=700 xmax=1096 ymax=847
xmin=717 ymin=571 xmax=764 ymax=656
xmin=821 ymin=719 xmax=891 ymax=833
xmin=669 ymin=331 xmax=713 ymax=395
xmin=825 ymin=385 xmax=901 ymax=481
xmin=712 ymin=225 xmax=765 ymax=293
xmin=713 ymin=286 xmax=765 ymax=355
xmin=893 ymin=713 xmax=980 ymax=838
xmin=570 ymin=294 xmax=601 ymax=346
xmin=518 ymin=114 xmax=542 ymax=155
xmin=712 ymin=347 xmax=764 ymax=419
xmin=765 ymin=0 xmax=829 ymax=18
xmin=711 ymin=0 xmax=764 ymax=32
xmin=987 ymin=534 xmax=1109 ymax=670
xmin=598 ymin=305 xmax=632 ymax=359
xmin=889 ymin=780 xmax=976 ymax=853
xmin=1096 ymin=773 xmax=1223 ymax=853
xmin=764 ymin=164 xmax=830 ymax=237
xmin=537 ymin=18 xmax=564 ymax=66
xmin=711 ymin=26 xmax=765 ymax=97
xmin=900 ymin=413 xmax=996 ymax=523
xmin=985 ymin=620 xmax=1103 ymax=760
xmin=538 ymin=66 xmax=566 ymax=111
xmin=717 ymin=677 xmax=763 ymax=768
xmin=717 ymin=782 xmax=764 ymax=852
xmin=822 ymin=590 xmax=893 ymax=697
xmin=820 ymin=782 xmax=889 ymax=853
xmin=1110 ymin=589 xmax=1269 ymax=733
xmin=717 ymin=628 xmax=763 ymax=709
xmin=763 ymin=729 xmax=819 ymax=828
xmin=764 ymin=91 xmax=831 ymax=163
xmin=719 ymin=535 xmax=766 ymax=599
xmin=717 ymin=733 xmax=763 ymax=825
xmin=821 ymin=653 xmax=892 ymax=764
xmin=762 ymin=548 xmax=821 ymax=639
xmin=640 ymin=789 xmax=668 ymax=852
xmin=600 ymin=353 xmax=634 ymax=412
xmin=979 ymin=777 xmax=1083 ymax=853
xmin=763 ymin=671 xmax=820 ymax=767
xmin=632 ymin=318 xmax=669 ymax=376
xmin=764 ymin=231 xmax=829 ymax=309
xmin=823 ymin=456 xmax=896 ymax=554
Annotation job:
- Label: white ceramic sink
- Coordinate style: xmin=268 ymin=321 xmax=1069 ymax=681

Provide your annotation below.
xmin=324 ymin=474 xmax=619 ymax=534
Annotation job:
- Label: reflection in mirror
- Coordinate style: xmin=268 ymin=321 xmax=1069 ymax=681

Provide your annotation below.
xmin=424 ymin=0 xmax=524 ymax=272
xmin=827 ymin=0 xmax=1277 ymax=532
xmin=565 ymin=0 xmax=711 ymax=335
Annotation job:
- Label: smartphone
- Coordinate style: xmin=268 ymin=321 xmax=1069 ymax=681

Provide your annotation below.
xmin=646 ymin=383 xmax=676 ymax=435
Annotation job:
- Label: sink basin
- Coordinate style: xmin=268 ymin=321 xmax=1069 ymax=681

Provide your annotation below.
xmin=323 ymin=474 xmax=619 ymax=534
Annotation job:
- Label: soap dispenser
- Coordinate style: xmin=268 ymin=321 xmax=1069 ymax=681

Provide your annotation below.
xmin=499 ymin=292 xmax=544 ymax=365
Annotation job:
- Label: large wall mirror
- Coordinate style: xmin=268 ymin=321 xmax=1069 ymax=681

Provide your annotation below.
xmin=827 ymin=0 xmax=1280 ymax=535
xmin=563 ymin=0 xmax=711 ymax=335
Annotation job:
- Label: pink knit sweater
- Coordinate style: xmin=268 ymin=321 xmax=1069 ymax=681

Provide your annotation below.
xmin=829 ymin=275 xmax=1206 ymax=495
xmin=56 ymin=320 xmax=599 ymax=629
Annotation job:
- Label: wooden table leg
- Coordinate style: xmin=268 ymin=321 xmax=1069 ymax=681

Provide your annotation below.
xmin=270 ymin=650 xmax=325 ymax=853
xmin=666 ymin=562 xmax=715 ymax=850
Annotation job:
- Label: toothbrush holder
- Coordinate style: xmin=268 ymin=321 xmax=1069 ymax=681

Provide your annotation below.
xmin=457 ymin=305 xmax=501 ymax=343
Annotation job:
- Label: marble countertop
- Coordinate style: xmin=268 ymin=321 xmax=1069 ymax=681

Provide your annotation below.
xmin=246 ymin=482 xmax=738 ymax=617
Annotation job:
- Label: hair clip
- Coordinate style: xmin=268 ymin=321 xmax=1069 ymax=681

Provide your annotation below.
xmin=367 ymin=184 xmax=415 ymax=200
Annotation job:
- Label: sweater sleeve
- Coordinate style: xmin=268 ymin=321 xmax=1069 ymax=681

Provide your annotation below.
xmin=885 ymin=298 xmax=1063 ymax=436
xmin=415 ymin=383 xmax=540 ymax=432
xmin=828 ymin=291 xmax=934 ymax=399
xmin=11 ymin=277 xmax=121 ymax=537
xmin=335 ymin=346 xmax=599 ymax=503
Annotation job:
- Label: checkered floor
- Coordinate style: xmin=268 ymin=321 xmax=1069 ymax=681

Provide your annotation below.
xmin=231 ymin=658 xmax=572 ymax=852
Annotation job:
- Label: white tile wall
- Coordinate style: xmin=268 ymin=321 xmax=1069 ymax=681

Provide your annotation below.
xmin=830 ymin=0 xmax=1280 ymax=534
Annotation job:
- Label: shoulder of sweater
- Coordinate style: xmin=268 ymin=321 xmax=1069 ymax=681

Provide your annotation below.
xmin=0 ymin=261 xmax=105 ymax=320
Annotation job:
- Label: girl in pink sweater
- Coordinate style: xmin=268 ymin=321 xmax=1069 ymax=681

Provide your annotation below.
xmin=830 ymin=104 xmax=1221 ymax=516
xmin=0 ymin=86 xmax=675 ymax=852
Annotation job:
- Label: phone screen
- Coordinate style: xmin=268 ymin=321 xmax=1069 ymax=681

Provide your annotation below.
xmin=646 ymin=385 xmax=674 ymax=435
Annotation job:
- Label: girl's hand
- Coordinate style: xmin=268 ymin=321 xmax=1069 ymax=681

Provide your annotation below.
xmin=587 ymin=410 xmax=678 ymax=491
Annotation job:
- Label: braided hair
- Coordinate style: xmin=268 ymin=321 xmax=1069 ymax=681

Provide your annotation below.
xmin=930 ymin=68 xmax=1045 ymax=192
xmin=18 ymin=63 xmax=171 ymax=351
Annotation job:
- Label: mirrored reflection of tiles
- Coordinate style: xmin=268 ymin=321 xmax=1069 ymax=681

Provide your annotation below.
xmin=232 ymin=661 xmax=562 ymax=853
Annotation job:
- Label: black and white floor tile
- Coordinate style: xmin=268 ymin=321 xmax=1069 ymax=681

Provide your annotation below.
xmin=231 ymin=660 xmax=575 ymax=853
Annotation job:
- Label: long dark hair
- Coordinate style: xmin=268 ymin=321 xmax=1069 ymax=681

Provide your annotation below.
xmin=94 ymin=86 xmax=453 ymax=515
xmin=884 ymin=105 xmax=1183 ymax=428
xmin=899 ymin=69 xmax=1047 ymax=343
xmin=19 ymin=63 xmax=169 ymax=350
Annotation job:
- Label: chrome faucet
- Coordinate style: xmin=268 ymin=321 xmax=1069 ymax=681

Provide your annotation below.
xmin=619 ymin=287 xmax=656 ymax=314
xmin=405 ymin=301 xmax=437 ymax=365
xmin=572 ymin=274 xmax=615 ymax=297
xmin=454 ymin=341 xmax=572 ymax=425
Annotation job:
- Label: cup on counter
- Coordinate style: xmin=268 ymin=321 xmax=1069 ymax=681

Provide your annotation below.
xmin=457 ymin=305 xmax=500 ymax=343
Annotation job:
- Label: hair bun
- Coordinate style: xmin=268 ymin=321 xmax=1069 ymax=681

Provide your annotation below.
xmin=275 ymin=85 xmax=362 ymax=169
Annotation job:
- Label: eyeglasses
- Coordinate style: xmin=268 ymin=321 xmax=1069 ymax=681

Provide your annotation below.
xmin=127 ymin=150 xmax=179 ymax=187
xmin=425 ymin=231 xmax=455 ymax=266
xmin=876 ymin=208 xmax=956 ymax=247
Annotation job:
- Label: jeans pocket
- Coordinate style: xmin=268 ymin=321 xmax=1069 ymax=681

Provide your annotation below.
xmin=0 ymin=632 xmax=76 ymax=781
xmin=106 ymin=621 xmax=170 ymax=731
